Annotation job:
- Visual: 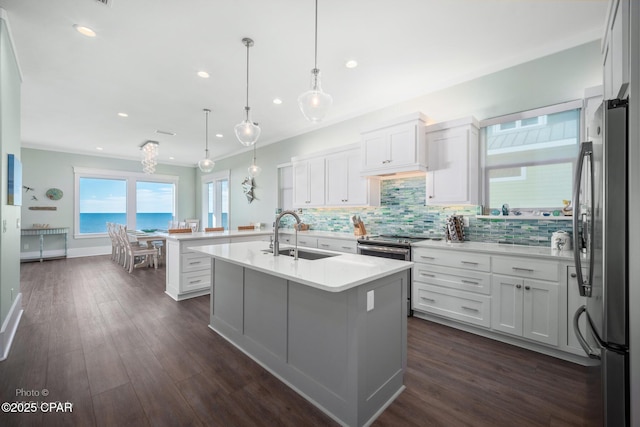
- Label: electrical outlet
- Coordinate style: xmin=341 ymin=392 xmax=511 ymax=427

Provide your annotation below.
xmin=367 ymin=290 xmax=375 ymax=311
xmin=463 ymin=216 xmax=469 ymax=227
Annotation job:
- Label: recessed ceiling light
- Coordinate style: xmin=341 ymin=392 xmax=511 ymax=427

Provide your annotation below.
xmin=117 ymin=112 xmax=128 ymax=117
xmin=215 ymin=133 xmax=223 ymax=138
xmin=272 ymin=98 xmax=283 ymax=105
xmin=197 ymin=71 xmax=210 ymax=78
xmin=169 ymin=156 xmax=175 ymax=160
xmin=96 ymin=147 xmax=103 ymax=151
xmin=73 ymin=24 xmax=96 ymax=38
xmin=345 ymin=60 xmax=358 ymax=69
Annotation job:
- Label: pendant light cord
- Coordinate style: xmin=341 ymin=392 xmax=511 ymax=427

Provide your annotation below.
xmin=204 ymin=108 xmax=210 ymax=155
xmin=245 ymin=40 xmax=251 ymax=116
xmin=313 ymin=0 xmax=318 ymax=70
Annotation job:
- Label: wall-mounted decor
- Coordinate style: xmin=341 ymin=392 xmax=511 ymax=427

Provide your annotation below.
xmin=45 ymin=188 xmax=63 ymax=200
xmin=241 ymin=177 xmax=255 ymax=203
xmin=7 ymin=154 xmax=22 ymax=206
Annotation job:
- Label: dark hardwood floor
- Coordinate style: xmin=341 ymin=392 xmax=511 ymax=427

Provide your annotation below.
xmin=0 ymin=256 xmax=601 ymax=426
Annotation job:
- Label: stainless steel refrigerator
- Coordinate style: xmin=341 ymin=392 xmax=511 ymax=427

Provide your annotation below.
xmin=573 ymin=98 xmax=629 ymax=426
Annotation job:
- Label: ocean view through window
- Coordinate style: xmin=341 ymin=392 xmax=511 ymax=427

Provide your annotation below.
xmin=75 ymin=167 xmax=179 ymax=237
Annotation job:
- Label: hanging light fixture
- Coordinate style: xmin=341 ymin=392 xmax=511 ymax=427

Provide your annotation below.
xmin=140 ymin=140 xmax=159 ymax=174
xmin=198 ymin=108 xmax=215 ymax=173
xmin=234 ymin=37 xmax=261 ymax=146
xmin=298 ymin=0 xmax=333 ymax=123
xmin=248 ymin=142 xmax=262 ymax=177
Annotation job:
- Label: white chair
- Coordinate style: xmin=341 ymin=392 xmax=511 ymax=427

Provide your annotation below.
xmin=118 ymin=226 xmax=158 ymax=273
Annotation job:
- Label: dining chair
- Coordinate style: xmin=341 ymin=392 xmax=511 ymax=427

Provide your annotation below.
xmin=118 ymin=225 xmax=158 ymax=273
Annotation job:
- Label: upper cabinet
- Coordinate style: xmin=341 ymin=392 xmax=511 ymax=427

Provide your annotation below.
xmin=292 ymin=144 xmax=380 ymax=208
xmin=292 ymin=157 xmax=326 ymax=207
xmin=326 ymin=148 xmax=380 ymax=206
xmin=425 ymin=117 xmax=480 ymax=205
xmin=602 ymin=0 xmax=630 ymax=100
xmin=360 ymin=112 xmax=428 ymax=176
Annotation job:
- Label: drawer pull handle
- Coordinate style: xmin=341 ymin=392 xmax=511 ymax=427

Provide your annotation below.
xmin=420 ymin=273 xmax=436 ymax=278
xmin=420 ymin=256 xmax=436 ymax=260
xmin=421 ymin=297 xmax=435 ymax=302
xmin=461 ymin=261 xmax=479 ymax=265
xmin=461 ymin=306 xmax=479 ymax=312
xmin=516 ymin=284 xmax=522 ymax=289
xmin=190 ymin=279 xmax=202 ymax=284
xmin=512 ymin=267 xmax=534 ymax=272
xmin=189 ymin=261 xmax=201 ymax=265
xmin=341 ymin=246 xmax=352 ymax=250
xmin=461 ymin=280 xmax=479 ymax=285
xmin=525 ymin=285 xmax=531 ymax=290
xmin=320 ymin=244 xmax=329 ymax=247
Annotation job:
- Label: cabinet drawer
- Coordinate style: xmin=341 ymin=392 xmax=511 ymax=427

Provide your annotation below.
xmin=412 ymin=247 xmax=490 ymax=272
xmin=413 ymin=264 xmax=491 ymax=295
xmin=182 ymin=270 xmax=211 ymax=292
xmin=181 ymin=253 xmax=211 ymax=272
xmin=296 ymin=237 xmax=318 ymax=248
xmin=413 ymin=283 xmax=491 ymax=328
xmin=317 ymin=238 xmax=357 ymax=254
xmin=492 ymin=256 xmax=558 ymax=282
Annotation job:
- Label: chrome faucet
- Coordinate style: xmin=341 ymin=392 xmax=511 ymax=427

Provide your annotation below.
xmin=273 ymin=210 xmax=301 ymax=260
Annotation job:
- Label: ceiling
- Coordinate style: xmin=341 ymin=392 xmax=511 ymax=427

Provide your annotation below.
xmin=1 ymin=0 xmax=607 ymax=167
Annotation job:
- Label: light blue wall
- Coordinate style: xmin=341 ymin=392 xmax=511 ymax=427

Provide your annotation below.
xmin=0 ymin=15 xmax=22 ymax=333
xmin=201 ymin=41 xmax=603 ymax=233
xmin=19 ymin=148 xmax=198 ymax=254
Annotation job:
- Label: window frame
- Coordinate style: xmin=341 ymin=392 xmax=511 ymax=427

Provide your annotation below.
xmin=479 ymin=99 xmax=584 ymax=211
xmin=200 ymin=169 xmax=230 ymax=230
xmin=73 ymin=167 xmax=179 ymax=238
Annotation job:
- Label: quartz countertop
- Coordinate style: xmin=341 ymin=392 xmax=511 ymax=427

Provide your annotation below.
xmin=190 ymin=241 xmax=413 ymax=292
xmin=412 ymin=239 xmax=575 ymax=260
xmin=162 ymin=229 xmax=273 ymax=241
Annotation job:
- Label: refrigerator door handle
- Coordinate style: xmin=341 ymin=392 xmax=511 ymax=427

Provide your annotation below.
xmin=572 ymin=141 xmax=594 ymax=297
xmin=573 ymin=305 xmax=600 ymax=359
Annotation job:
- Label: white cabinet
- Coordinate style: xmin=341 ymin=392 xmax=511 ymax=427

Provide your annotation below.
xmin=293 ymin=157 xmax=325 ymax=207
xmin=317 ymin=237 xmax=357 ymax=254
xmin=360 ymin=113 xmax=428 ymax=175
xmin=602 ymin=0 xmax=630 ymax=100
xmin=425 ymin=117 xmax=479 ymax=205
xmin=325 ymin=148 xmax=380 ymax=206
xmin=412 ymin=247 xmax=491 ymax=327
xmin=278 ymin=234 xmax=317 ymax=248
xmin=166 ymin=239 xmax=219 ymax=301
xmin=491 ymin=273 xmax=559 ymax=346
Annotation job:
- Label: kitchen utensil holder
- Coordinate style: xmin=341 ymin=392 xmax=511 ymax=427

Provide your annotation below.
xmin=354 ymin=223 xmax=367 ymax=236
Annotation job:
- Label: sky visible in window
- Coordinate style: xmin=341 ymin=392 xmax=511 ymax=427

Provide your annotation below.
xmin=79 ymin=178 xmax=173 ymax=213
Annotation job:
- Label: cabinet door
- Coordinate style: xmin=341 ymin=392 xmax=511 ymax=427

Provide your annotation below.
xmin=491 ymin=275 xmax=523 ymax=336
xmin=292 ymin=161 xmax=310 ymax=206
xmin=388 ymin=123 xmax=417 ymax=167
xmin=325 ymin=153 xmax=347 ymax=205
xmin=345 ymin=149 xmax=369 ymax=205
xmin=362 ymin=130 xmax=389 ymax=169
xmin=522 ymin=279 xmax=559 ymax=346
xmin=307 ymin=157 xmax=325 ymax=206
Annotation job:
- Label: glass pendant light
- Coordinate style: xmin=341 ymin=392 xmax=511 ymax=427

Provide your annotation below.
xmin=298 ymin=0 xmax=333 ymax=123
xmin=248 ymin=142 xmax=262 ymax=177
xmin=234 ymin=38 xmax=261 ymax=146
xmin=198 ymin=109 xmax=215 ymax=173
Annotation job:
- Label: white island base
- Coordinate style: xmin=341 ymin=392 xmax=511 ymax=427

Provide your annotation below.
xmin=196 ymin=242 xmax=410 ymax=427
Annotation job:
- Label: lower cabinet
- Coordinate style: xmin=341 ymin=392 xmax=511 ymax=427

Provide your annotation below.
xmin=317 ymin=237 xmax=357 ymax=254
xmin=413 ymin=283 xmax=491 ymax=327
xmin=491 ymin=274 xmax=559 ymax=346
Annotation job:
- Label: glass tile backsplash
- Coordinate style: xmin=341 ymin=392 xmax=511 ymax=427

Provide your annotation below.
xmin=286 ymin=176 xmax=572 ymax=247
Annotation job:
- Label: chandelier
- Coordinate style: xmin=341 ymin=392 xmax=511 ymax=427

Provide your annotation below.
xmin=140 ymin=140 xmax=159 ymax=174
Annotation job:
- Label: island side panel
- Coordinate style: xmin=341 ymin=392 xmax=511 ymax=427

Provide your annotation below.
xmin=211 ymin=259 xmax=244 ymax=334
xmin=244 ymin=269 xmax=288 ymax=360
xmin=356 ymin=271 xmax=407 ymax=426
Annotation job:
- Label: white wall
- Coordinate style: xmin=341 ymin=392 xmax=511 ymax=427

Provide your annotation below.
xmin=201 ymin=41 xmax=603 ymax=230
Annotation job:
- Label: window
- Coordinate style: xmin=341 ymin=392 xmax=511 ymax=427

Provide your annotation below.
xmin=201 ymin=170 xmax=229 ymax=230
xmin=74 ymin=167 xmax=178 ymax=237
xmin=481 ymin=100 xmax=582 ymax=210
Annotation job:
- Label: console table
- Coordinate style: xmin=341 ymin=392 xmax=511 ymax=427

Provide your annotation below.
xmin=21 ymin=227 xmax=69 ymax=262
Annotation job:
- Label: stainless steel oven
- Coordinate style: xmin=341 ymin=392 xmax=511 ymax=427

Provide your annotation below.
xmin=357 ymin=235 xmax=432 ymax=316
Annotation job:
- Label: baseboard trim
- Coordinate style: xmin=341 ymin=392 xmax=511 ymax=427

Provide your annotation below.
xmin=0 ymin=293 xmax=23 ymax=362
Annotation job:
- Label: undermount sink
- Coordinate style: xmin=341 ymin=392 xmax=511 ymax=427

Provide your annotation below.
xmin=263 ymin=248 xmax=339 ymax=260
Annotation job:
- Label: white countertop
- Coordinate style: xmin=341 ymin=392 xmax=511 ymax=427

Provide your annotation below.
xmin=412 ymin=239 xmax=575 ymax=260
xmin=162 ymin=229 xmax=273 ymax=241
xmin=190 ymin=241 xmax=413 ymax=293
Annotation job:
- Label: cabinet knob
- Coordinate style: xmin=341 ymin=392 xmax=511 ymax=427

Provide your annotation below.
xmin=516 ymin=284 xmax=522 ymax=289
xmin=428 ymin=195 xmax=433 ymax=199
xmin=570 ymin=273 xmax=577 ymax=278
xmin=525 ymin=285 xmax=531 ymax=290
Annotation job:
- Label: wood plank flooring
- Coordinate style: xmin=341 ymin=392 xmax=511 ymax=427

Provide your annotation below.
xmin=0 ymin=256 xmax=602 ymax=426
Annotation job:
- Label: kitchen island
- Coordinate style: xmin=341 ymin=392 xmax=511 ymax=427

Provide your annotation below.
xmin=190 ymin=241 xmax=412 ymax=427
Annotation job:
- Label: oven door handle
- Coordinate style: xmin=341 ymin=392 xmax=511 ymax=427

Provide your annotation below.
xmin=358 ymin=245 xmax=410 ymax=256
